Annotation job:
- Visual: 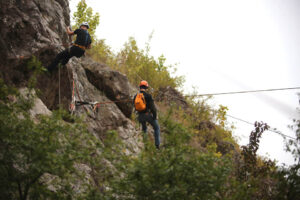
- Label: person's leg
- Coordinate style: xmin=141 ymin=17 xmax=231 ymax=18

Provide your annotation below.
xmin=153 ymin=120 xmax=160 ymax=148
xmin=73 ymin=47 xmax=85 ymax=58
xmin=47 ymin=49 xmax=69 ymax=72
xmin=138 ymin=114 xmax=148 ymax=142
xmin=146 ymin=115 xmax=160 ymax=149
xmin=59 ymin=46 xmax=84 ymax=67
xmin=61 ymin=47 xmax=73 ymax=65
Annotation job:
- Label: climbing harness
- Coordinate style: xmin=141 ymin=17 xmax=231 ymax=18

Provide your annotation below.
xmin=73 ymin=43 xmax=86 ymax=50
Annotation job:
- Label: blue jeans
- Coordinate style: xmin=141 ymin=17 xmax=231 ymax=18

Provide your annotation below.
xmin=138 ymin=113 xmax=160 ymax=148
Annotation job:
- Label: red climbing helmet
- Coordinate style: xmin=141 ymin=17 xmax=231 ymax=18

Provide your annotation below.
xmin=139 ymin=80 xmax=149 ymax=88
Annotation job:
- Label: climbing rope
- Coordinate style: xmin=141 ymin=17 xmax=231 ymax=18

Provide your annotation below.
xmin=68 ymin=71 xmax=89 ymax=113
xmin=69 ymin=78 xmax=76 ymax=114
xmin=58 ymin=64 xmax=61 ymax=106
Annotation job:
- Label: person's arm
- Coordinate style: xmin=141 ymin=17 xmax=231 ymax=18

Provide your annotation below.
xmin=86 ymin=35 xmax=92 ymax=49
xmin=148 ymin=96 xmax=157 ymax=120
xmin=132 ymin=95 xmax=137 ymax=106
xmin=66 ymin=26 xmax=75 ymax=35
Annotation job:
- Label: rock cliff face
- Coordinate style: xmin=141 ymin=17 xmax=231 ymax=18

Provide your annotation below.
xmin=0 ymin=0 xmax=70 ymax=70
xmin=0 ymin=0 xmax=142 ymax=152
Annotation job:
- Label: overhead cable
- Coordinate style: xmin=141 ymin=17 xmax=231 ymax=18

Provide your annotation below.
xmin=185 ymin=87 xmax=300 ymax=97
xmin=227 ymin=114 xmax=297 ymax=140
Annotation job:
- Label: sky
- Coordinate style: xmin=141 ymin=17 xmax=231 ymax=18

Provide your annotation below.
xmin=70 ymin=0 xmax=300 ymax=166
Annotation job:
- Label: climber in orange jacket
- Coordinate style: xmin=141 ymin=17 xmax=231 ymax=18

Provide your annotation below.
xmin=47 ymin=22 xmax=92 ymax=72
xmin=133 ymin=80 xmax=160 ymax=149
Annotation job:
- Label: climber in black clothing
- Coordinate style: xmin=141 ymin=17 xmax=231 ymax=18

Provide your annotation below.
xmin=47 ymin=22 xmax=92 ymax=72
xmin=133 ymin=80 xmax=160 ymax=149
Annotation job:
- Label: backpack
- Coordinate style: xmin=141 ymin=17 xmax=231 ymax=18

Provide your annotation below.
xmin=134 ymin=92 xmax=146 ymax=112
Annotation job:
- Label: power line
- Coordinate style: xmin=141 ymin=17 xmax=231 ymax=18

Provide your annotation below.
xmin=185 ymin=87 xmax=300 ymax=97
xmin=158 ymin=87 xmax=300 ymax=105
xmin=227 ymin=114 xmax=297 ymax=140
xmin=227 ymin=114 xmax=253 ymax=126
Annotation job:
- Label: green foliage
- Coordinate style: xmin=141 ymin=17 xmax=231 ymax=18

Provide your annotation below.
xmin=115 ymin=37 xmax=184 ymax=92
xmin=276 ymin=109 xmax=300 ymax=199
xmin=216 ymin=105 xmax=229 ymax=128
xmin=152 ymin=104 xmax=287 ymax=199
xmin=0 ymin=81 xmax=100 ymax=199
xmin=27 ymin=56 xmax=47 ymax=89
xmin=230 ymin=122 xmax=282 ymax=199
xmin=73 ymin=0 xmax=100 ymax=39
xmin=239 ymin=122 xmax=270 ymax=180
xmin=104 ymin=116 xmax=233 ymax=200
xmin=87 ymin=39 xmax=116 ymax=67
xmin=286 ymin=109 xmax=300 ymax=163
xmin=97 ymin=110 xmax=294 ymax=200
xmin=173 ymin=97 xmax=237 ymax=155
xmin=276 ymin=164 xmax=300 ymax=200
xmin=116 ymin=152 xmax=231 ymax=200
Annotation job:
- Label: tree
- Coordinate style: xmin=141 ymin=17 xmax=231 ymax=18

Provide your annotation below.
xmin=116 ymin=37 xmax=184 ymax=92
xmin=88 ymin=39 xmax=116 ymax=66
xmin=73 ymin=0 xmax=100 ymax=39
